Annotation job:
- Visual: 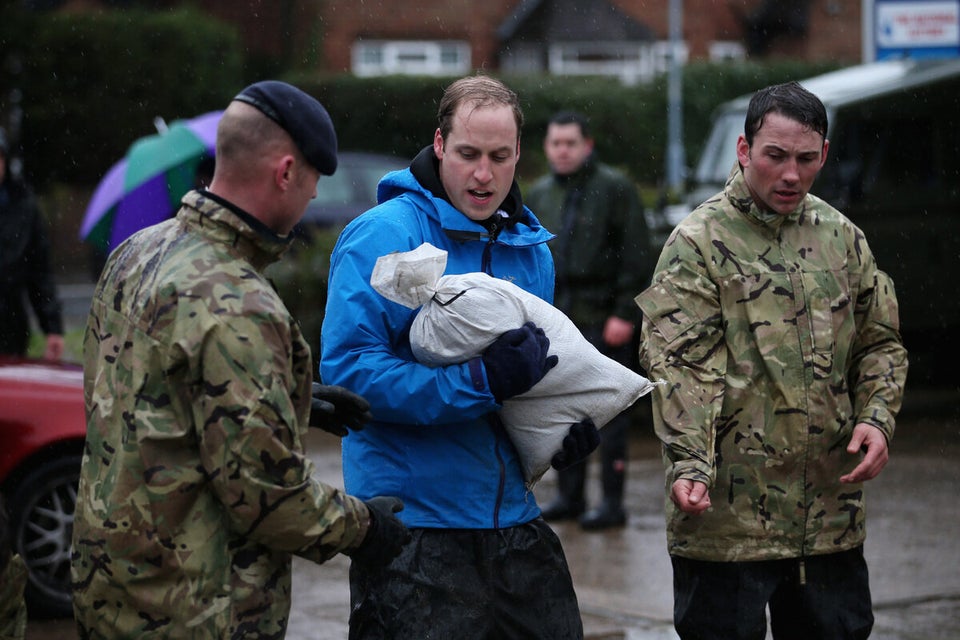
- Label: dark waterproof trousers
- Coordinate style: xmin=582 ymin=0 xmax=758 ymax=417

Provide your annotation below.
xmin=672 ymin=546 xmax=874 ymax=640
xmin=348 ymin=519 xmax=583 ymax=639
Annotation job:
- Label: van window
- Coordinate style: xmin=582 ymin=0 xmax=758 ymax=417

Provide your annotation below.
xmin=693 ymin=111 xmax=742 ymax=186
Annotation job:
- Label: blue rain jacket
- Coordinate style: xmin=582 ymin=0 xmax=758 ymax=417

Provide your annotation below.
xmin=320 ymin=167 xmax=555 ymax=528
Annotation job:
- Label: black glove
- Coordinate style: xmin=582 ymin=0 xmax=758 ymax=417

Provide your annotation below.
xmin=347 ymin=496 xmax=412 ymax=566
xmin=309 ymin=382 xmax=372 ymax=437
xmin=551 ymin=418 xmax=601 ymax=470
xmin=481 ymin=321 xmax=559 ymax=403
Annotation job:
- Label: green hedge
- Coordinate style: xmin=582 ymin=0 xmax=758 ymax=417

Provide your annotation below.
xmin=1 ymin=7 xmax=244 ymax=188
xmin=2 ymin=4 xmax=838 ymax=191
xmin=1 ymin=8 xmax=843 ymax=357
xmin=290 ymin=59 xmax=840 ymax=186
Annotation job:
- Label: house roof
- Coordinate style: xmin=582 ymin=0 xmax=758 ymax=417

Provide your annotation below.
xmin=497 ymin=0 xmax=654 ymax=43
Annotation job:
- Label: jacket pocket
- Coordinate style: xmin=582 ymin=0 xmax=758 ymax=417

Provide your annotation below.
xmin=636 ymin=280 xmax=705 ymax=345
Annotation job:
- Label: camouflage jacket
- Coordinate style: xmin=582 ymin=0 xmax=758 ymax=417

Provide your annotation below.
xmin=0 ymin=554 xmax=27 ymax=640
xmin=72 ymin=191 xmax=370 ymax=639
xmin=636 ymin=167 xmax=908 ymax=562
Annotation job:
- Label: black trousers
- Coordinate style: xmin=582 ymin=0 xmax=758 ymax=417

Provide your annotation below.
xmin=348 ymin=519 xmax=583 ymax=639
xmin=672 ymin=546 xmax=874 ymax=640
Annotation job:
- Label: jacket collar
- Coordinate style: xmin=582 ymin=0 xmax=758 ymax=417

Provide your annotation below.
xmin=408 ymin=145 xmax=529 ymax=236
xmin=725 ymin=163 xmax=808 ymax=232
xmin=552 ymin=153 xmax=598 ymax=187
xmin=379 ymin=147 xmax=554 ymax=247
xmin=179 ymin=190 xmax=292 ymax=269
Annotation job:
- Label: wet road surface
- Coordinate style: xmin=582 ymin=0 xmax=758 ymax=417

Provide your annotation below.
xmin=25 ymin=389 xmax=960 ymax=639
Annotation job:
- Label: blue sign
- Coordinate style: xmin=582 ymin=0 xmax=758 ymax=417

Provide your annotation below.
xmin=875 ymin=0 xmax=960 ymax=59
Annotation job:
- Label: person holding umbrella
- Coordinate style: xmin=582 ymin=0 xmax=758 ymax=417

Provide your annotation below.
xmin=0 ymin=127 xmax=64 ymax=361
xmin=71 ymin=81 xmax=411 ymax=639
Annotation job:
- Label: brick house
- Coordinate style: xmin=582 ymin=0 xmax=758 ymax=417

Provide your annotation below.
xmin=312 ymin=0 xmax=864 ymax=81
xmin=53 ymin=0 xmax=866 ymax=79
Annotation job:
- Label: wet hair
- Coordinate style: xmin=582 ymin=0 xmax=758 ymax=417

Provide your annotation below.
xmin=437 ymin=75 xmax=523 ymax=141
xmin=548 ymin=110 xmax=591 ymax=138
xmin=744 ymin=81 xmax=828 ymax=146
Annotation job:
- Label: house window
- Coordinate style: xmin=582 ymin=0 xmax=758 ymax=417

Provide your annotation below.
xmin=547 ymin=41 xmax=688 ymax=84
xmin=358 ymin=46 xmax=383 ymax=67
xmin=501 ymin=44 xmax=543 ymax=73
xmin=352 ymin=40 xmax=471 ymax=77
xmin=548 ymin=42 xmax=649 ymax=84
xmin=650 ymin=40 xmax=690 ymax=75
xmin=708 ymin=41 xmax=747 ymax=62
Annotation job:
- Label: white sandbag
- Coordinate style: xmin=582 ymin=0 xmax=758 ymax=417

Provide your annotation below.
xmin=371 ymin=243 xmax=656 ymax=487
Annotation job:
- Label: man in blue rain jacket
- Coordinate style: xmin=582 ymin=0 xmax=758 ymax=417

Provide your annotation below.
xmin=321 ymin=75 xmax=598 ymax=639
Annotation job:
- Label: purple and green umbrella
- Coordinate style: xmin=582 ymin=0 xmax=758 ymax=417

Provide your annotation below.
xmin=79 ymin=110 xmax=222 ymax=254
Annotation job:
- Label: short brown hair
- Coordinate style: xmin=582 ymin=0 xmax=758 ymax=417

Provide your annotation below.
xmin=744 ymin=81 xmax=828 ymax=146
xmin=437 ymin=75 xmax=523 ymax=141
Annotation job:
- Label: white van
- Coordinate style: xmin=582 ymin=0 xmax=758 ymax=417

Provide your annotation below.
xmin=674 ymin=59 xmax=960 ymax=384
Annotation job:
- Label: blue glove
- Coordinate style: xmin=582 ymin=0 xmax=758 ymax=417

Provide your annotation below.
xmin=551 ymin=419 xmax=600 ymax=470
xmin=347 ymin=496 xmax=412 ymax=566
xmin=481 ymin=322 xmax=559 ymax=403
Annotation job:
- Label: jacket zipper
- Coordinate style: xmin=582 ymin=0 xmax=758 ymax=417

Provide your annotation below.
xmin=483 ymin=227 xmax=505 ymax=527
xmin=486 ymin=414 xmax=508 ymax=528
xmin=493 ymin=435 xmax=506 ymax=528
xmin=482 ymin=236 xmax=495 ymax=275
xmin=782 ymin=229 xmax=811 ymax=588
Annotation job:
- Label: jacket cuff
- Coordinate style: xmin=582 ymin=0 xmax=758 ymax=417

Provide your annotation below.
xmin=671 ymin=459 xmax=713 ymax=487
xmin=468 ymin=357 xmax=488 ymax=394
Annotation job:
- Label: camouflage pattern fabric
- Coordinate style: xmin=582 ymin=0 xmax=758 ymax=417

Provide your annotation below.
xmin=0 ymin=554 xmax=27 ymax=640
xmin=71 ymin=191 xmax=370 ymax=639
xmin=636 ymin=167 xmax=908 ymax=562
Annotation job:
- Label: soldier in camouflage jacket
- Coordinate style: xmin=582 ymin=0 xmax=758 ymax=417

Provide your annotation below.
xmin=71 ymin=82 xmax=408 ymax=639
xmin=637 ymin=82 xmax=907 ymax=639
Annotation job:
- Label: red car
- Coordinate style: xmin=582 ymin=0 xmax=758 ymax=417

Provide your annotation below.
xmin=0 ymin=356 xmax=85 ymax=618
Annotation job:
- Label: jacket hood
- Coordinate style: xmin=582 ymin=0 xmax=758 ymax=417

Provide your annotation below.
xmin=377 ymin=147 xmax=554 ymax=247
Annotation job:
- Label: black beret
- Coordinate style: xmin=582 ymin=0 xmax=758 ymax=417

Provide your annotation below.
xmin=233 ymin=80 xmax=338 ymax=175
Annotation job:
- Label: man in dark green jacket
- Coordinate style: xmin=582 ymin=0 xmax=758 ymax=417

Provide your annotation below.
xmin=526 ymin=111 xmax=653 ymax=530
xmin=0 ymin=129 xmax=64 ymax=360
